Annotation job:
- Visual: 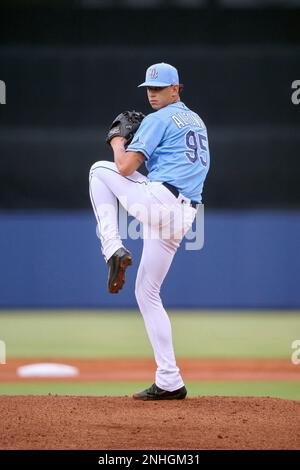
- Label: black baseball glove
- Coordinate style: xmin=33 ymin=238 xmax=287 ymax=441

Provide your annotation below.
xmin=106 ymin=110 xmax=145 ymax=146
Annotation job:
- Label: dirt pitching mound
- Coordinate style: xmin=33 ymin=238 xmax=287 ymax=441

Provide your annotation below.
xmin=1 ymin=395 xmax=300 ymax=449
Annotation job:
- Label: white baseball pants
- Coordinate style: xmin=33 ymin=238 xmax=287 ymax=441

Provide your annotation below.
xmin=89 ymin=161 xmax=196 ymax=391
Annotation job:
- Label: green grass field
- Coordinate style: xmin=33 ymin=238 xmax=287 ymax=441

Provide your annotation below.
xmin=0 ymin=310 xmax=299 ymax=399
xmin=0 ymin=381 xmax=299 ymax=400
xmin=1 ymin=310 xmax=299 ymax=358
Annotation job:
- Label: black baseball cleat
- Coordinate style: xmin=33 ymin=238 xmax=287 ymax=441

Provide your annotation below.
xmin=133 ymin=383 xmax=187 ymax=401
xmin=107 ymin=247 xmax=132 ymax=294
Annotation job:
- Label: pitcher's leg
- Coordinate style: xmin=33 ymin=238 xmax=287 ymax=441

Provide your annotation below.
xmin=135 ymin=236 xmax=183 ymax=391
xmin=89 ymin=174 xmax=123 ymax=261
xmin=89 ymin=160 xmax=148 ymax=261
xmin=90 ymin=160 xmax=149 ymax=207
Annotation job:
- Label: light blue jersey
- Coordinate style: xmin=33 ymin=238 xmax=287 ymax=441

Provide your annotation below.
xmin=127 ymin=101 xmax=210 ymax=202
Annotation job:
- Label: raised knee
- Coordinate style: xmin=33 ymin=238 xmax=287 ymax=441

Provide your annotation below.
xmin=89 ymin=161 xmax=101 ymax=179
xmin=90 ymin=160 xmax=110 ymax=177
xmin=89 ymin=160 xmax=116 ymax=179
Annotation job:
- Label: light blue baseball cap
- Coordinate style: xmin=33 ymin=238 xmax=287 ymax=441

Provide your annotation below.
xmin=138 ymin=62 xmax=179 ymax=87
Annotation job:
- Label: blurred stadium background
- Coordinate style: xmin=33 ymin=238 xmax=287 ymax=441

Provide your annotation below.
xmin=0 ymin=0 xmax=299 ymax=398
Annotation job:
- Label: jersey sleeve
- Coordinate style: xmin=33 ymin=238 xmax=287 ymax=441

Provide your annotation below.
xmin=126 ymin=114 xmax=166 ymax=160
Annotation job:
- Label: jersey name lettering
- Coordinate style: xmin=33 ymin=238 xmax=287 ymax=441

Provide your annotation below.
xmin=172 ymin=112 xmax=205 ymax=129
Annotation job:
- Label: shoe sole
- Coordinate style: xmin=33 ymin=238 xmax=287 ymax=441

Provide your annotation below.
xmin=109 ymin=254 xmax=132 ymax=294
xmin=133 ymin=393 xmax=187 ymax=401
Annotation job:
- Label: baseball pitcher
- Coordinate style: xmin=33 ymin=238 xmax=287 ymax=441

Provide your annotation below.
xmin=89 ymin=63 xmax=210 ymax=400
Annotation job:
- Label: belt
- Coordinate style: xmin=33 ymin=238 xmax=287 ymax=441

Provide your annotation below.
xmin=162 ymin=182 xmax=199 ymax=209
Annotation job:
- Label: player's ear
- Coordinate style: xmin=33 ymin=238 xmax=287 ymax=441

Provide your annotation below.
xmin=171 ymin=85 xmax=179 ymax=96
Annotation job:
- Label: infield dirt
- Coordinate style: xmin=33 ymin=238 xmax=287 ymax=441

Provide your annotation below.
xmin=0 ymin=395 xmax=300 ymax=449
xmin=1 ymin=357 xmax=299 ymax=381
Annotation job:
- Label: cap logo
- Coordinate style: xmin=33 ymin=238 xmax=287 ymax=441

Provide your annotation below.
xmin=149 ymin=67 xmax=158 ymax=80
